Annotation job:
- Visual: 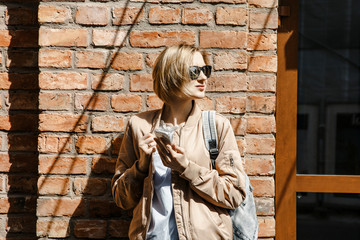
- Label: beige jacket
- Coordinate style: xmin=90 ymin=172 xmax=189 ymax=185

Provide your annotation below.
xmin=111 ymin=102 xmax=246 ymax=240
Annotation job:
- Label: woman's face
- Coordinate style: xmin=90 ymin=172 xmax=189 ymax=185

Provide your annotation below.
xmin=180 ymin=51 xmax=208 ymax=100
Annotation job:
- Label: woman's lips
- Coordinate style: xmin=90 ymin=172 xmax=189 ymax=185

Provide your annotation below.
xmin=196 ymin=85 xmax=205 ymax=91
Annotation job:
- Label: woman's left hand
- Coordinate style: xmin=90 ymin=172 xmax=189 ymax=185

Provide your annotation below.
xmin=155 ymin=139 xmax=190 ymax=173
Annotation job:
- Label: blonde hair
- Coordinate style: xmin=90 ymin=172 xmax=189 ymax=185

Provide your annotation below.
xmin=152 ymin=44 xmax=208 ymax=104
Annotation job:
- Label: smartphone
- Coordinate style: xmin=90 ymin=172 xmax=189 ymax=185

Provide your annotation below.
xmin=154 ymin=128 xmax=172 ymax=145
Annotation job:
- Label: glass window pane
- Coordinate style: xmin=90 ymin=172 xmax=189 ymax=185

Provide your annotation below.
xmin=297 ymin=0 xmax=360 ymax=175
xmin=297 ymin=192 xmax=360 ymax=240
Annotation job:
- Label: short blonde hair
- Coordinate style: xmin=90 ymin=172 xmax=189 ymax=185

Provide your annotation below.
xmin=152 ymin=44 xmax=208 ymax=104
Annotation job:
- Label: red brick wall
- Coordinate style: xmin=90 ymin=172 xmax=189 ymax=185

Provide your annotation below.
xmin=0 ymin=0 xmax=277 ymax=239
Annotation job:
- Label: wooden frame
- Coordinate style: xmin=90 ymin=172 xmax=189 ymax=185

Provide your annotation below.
xmin=276 ymin=0 xmax=360 ymax=239
xmin=297 ymin=175 xmax=360 ymax=193
xmin=276 ymin=0 xmax=299 ymax=239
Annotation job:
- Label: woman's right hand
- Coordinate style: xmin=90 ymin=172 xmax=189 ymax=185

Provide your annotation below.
xmin=137 ymin=133 xmax=156 ymax=173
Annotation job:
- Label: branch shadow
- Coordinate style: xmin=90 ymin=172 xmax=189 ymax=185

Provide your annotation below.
xmin=35 ymin=0 xmax=147 ymax=239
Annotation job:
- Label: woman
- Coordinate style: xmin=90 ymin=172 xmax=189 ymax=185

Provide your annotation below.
xmin=111 ymin=44 xmax=247 ymax=240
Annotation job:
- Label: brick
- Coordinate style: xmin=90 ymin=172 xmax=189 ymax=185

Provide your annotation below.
xmin=109 ymin=220 xmax=130 ymax=238
xmin=39 ymin=114 xmax=88 ymax=132
xmin=0 ymin=73 xmax=38 ymax=90
xmin=258 ymin=217 xmax=275 ymax=237
xmin=37 ymin=219 xmax=70 ymax=238
xmin=113 ymin=7 xmax=144 ymax=25
xmin=249 ymin=55 xmax=277 ymax=72
xmin=0 ymin=115 xmax=36 ymax=131
xmin=244 ymin=157 xmax=275 ymax=176
xmin=248 ymin=75 xmax=276 ymax=92
xmin=39 ymin=92 xmax=72 ymax=111
xmin=91 ymin=157 xmax=116 ymax=174
xmin=207 ymin=74 xmax=247 ymax=92
xmin=38 ymin=176 xmax=70 ymax=195
xmin=6 ymin=50 xmax=38 ymax=68
xmin=130 ymin=31 xmax=195 ymax=48
xmin=73 ymin=177 xmax=108 ymax=196
xmin=249 ymin=0 xmax=278 ymax=8
xmin=246 ymin=115 xmax=275 ymax=133
xmin=3 ymin=113 xmax=36 ymax=131
xmin=145 ymin=53 xmax=160 ymax=67
xmin=215 ymin=96 xmax=246 ymax=114
xmin=214 ymin=52 xmax=247 ymax=70
xmin=38 ymin=156 xmax=87 ymax=174
xmin=38 ymin=134 xmax=72 ymax=153
xmin=0 ymin=154 xmax=12 ymax=172
xmin=130 ymin=74 xmax=153 ymax=91
xmin=200 ymin=31 xmax=247 ymax=49
xmin=92 ymin=115 xmax=125 ymax=132
xmin=201 ymin=0 xmax=245 ymax=2
xmin=76 ymin=6 xmax=108 ymax=26
xmin=182 ymin=7 xmax=212 ymax=25
xmin=196 ymin=97 xmax=213 ymax=111
xmin=247 ymin=95 xmax=275 ymax=113
xmin=76 ymin=50 xmax=107 ymax=69
xmin=8 ymin=134 xmax=38 ymax=151
xmin=0 ymin=154 xmax=38 ymax=173
xmin=76 ymin=136 xmax=107 ymax=154
xmin=75 ymin=93 xmax=108 ymax=111
xmin=216 ymin=6 xmax=247 ymax=25
xmin=0 ymin=196 xmax=36 ymax=214
xmin=230 ymin=117 xmax=246 ymax=136
xmin=39 ymin=72 xmax=87 ymax=90
xmin=89 ymin=199 xmax=122 ymax=218
xmin=111 ymin=52 xmax=142 ymax=70
xmin=255 ymin=198 xmax=275 ymax=216
xmin=37 ymin=198 xmax=85 ymax=217
xmin=112 ymin=94 xmax=142 ymax=112
xmin=7 ymin=176 xmax=37 ymax=194
xmin=91 ymin=73 xmax=124 ymax=91
xmin=6 ymin=7 xmax=37 ymax=25
xmin=250 ymin=177 xmax=274 ymax=197
xmin=247 ymin=33 xmax=277 ymax=51
xmin=6 ymin=92 xmax=38 ymax=110
xmin=74 ymin=220 xmax=106 ymax=239
xmin=38 ymin=5 xmax=72 ymax=23
xmin=246 ymin=136 xmax=275 ymax=154
xmin=249 ymin=9 xmax=278 ymax=29
xmin=0 ymin=198 xmax=11 ymax=213
xmin=0 ymin=30 xmax=38 ymax=47
xmin=149 ymin=6 xmax=180 ymax=24
xmin=6 ymin=216 xmax=37 ymax=233
xmin=39 ymin=49 xmax=72 ymax=68
xmin=39 ymin=28 xmax=88 ymax=47
xmin=92 ymin=29 xmax=127 ymax=47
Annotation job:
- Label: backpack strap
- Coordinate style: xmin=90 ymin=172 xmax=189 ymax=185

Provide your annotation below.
xmin=202 ymin=111 xmax=219 ymax=168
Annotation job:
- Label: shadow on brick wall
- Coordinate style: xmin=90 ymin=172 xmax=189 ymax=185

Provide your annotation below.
xmin=2 ymin=0 xmax=39 ymax=239
xmin=34 ymin=0 xmax=147 ymax=239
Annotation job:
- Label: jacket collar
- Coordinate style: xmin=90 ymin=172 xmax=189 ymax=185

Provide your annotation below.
xmin=151 ymin=100 xmax=202 ymax=131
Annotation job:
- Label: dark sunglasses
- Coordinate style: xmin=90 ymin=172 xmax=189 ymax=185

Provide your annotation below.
xmin=189 ymin=65 xmax=212 ymax=80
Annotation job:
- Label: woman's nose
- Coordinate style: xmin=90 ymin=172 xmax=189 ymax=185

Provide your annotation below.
xmin=197 ymin=70 xmax=207 ymax=80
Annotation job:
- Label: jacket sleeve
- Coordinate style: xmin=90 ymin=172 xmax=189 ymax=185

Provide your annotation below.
xmin=111 ymin=119 xmax=148 ymax=210
xmin=179 ymin=116 xmax=247 ymax=209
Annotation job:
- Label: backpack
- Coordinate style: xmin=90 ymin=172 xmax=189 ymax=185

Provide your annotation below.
xmin=202 ymin=110 xmax=259 ymax=240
